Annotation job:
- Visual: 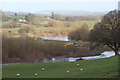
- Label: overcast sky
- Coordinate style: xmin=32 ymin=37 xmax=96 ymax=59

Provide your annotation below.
xmin=0 ymin=0 xmax=119 ymax=12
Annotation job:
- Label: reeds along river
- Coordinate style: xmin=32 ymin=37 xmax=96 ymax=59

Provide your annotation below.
xmin=2 ymin=36 xmax=120 ymax=65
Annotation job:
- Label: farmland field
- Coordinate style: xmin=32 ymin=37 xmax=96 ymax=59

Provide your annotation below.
xmin=2 ymin=56 xmax=119 ymax=78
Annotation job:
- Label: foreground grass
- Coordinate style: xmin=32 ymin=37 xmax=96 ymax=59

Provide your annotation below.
xmin=2 ymin=56 xmax=119 ymax=78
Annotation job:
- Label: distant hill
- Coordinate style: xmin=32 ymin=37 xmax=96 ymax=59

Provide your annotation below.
xmin=3 ymin=10 xmax=108 ymax=17
xmin=35 ymin=10 xmax=107 ymax=16
xmin=4 ymin=11 xmax=30 ymax=15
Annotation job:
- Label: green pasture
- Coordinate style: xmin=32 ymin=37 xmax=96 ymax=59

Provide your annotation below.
xmin=2 ymin=56 xmax=119 ymax=78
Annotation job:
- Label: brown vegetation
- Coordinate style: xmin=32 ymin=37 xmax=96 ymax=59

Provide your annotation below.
xmin=2 ymin=36 xmax=102 ymax=63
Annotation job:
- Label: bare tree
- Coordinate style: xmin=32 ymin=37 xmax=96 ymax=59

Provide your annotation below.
xmin=89 ymin=10 xmax=120 ymax=55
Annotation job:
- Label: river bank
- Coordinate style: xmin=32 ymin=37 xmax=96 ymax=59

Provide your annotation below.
xmin=2 ymin=33 xmax=112 ymax=64
xmin=3 ymin=36 xmax=107 ymax=64
xmin=2 ymin=50 xmax=118 ymax=65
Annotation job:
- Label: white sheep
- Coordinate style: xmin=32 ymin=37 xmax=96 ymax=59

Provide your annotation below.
xmin=76 ymin=64 xmax=80 ymax=67
xmin=67 ymin=70 xmax=69 ymax=74
xmin=42 ymin=68 xmax=45 ymax=71
xmin=80 ymin=68 xmax=83 ymax=71
xmin=34 ymin=73 xmax=38 ymax=76
xmin=16 ymin=74 xmax=20 ymax=77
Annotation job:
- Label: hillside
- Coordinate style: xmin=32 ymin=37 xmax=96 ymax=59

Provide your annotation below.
xmin=35 ymin=10 xmax=107 ymax=16
xmin=1 ymin=12 xmax=98 ymax=36
xmin=4 ymin=10 xmax=107 ymax=16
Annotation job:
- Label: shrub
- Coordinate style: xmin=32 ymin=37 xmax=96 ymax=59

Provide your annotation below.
xmin=18 ymin=26 xmax=35 ymax=33
xmin=68 ymin=24 xmax=90 ymax=41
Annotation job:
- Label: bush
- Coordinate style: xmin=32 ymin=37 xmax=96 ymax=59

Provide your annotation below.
xmin=18 ymin=26 xmax=35 ymax=33
xmin=68 ymin=24 xmax=90 ymax=41
xmin=44 ymin=21 xmax=57 ymax=27
xmin=2 ymin=22 xmax=21 ymax=28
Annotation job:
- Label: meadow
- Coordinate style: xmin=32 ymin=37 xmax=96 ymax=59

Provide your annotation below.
xmin=2 ymin=55 xmax=119 ymax=78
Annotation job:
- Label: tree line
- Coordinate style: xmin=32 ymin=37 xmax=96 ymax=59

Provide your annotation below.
xmin=69 ymin=10 xmax=120 ymax=55
xmin=51 ymin=12 xmax=101 ymax=21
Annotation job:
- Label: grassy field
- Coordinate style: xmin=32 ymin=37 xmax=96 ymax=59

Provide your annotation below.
xmin=1 ymin=20 xmax=97 ymax=36
xmin=2 ymin=56 xmax=119 ymax=78
xmin=6 ymin=15 xmax=25 ymax=20
xmin=5 ymin=15 xmax=49 ymax=22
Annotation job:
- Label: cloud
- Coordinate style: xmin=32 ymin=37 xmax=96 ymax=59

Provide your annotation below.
xmin=0 ymin=0 xmax=119 ymax=3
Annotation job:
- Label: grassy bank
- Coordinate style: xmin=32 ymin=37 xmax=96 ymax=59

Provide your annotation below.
xmin=2 ymin=56 xmax=119 ymax=78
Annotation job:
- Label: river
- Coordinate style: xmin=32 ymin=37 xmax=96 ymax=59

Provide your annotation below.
xmin=1 ymin=51 xmax=119 ymax=65
xmin=42 ymin=51 xmax=120 ymax=62
xmin=40 ymin=36 xmax=70 ymax=41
